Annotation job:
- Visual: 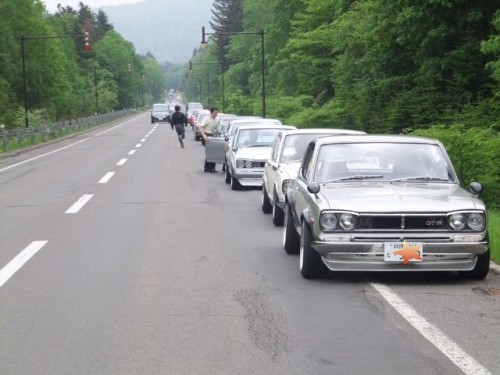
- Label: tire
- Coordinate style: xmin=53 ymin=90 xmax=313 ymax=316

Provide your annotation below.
xmin=300 ymin=221 xmax=329 ymax=279
xmin=458 ymin=249 xmax=490 ymax=280
xmin=261 ymin=184 xmax=272 ymax=213
xmin=283 ymin=204 xmax=300 ymax=254
xmin=272 ymin=190 xmax=285 ymax=226
xmin=230 ymin=174 xmax=241 ymax=190
xmin=224 ymin=166 xmax=231 ymax=184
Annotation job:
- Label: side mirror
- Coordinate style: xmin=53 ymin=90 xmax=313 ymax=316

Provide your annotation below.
xmin=469 ymin=182 xmax=483 ymax=196
xmin=307 ymin=182 xmax=320 ymax=195
xmin=232 ymin=147 xmax=238 ymax=152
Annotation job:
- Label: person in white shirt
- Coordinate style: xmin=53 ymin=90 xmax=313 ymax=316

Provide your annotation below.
xmin=199 ymin=107 xmax=219 ymax=172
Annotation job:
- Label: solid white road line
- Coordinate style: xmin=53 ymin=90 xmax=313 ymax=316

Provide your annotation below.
xmin=0 ymin=138 xmax=90 ymax=173
xmin=98 ymin=172 xmax=115 ymax=184
xmin=116 ymin=158 xmax=128 ymax=166
xmin=371 ymin=283 xmax=491 ymax=375
xmin=0 ymin=241 xmax=48 ymax=287
xmin=128 ymin=150 xmax=136 ymax=155
xmin=65 ymin=194 xmax=93 ymax=214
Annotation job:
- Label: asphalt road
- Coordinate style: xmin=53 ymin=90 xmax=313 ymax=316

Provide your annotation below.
xmin=1 ymin=113 xmax=499 ymax=375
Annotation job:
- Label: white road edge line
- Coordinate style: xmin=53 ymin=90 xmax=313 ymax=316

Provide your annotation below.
xmin=0 ymin=241 xmax=48 ymax=287
xmin=0 ymin=138 xmax=90 ymax=173
xmin=98 ymin=172 xmax=115 ymax=184
xmin=65 ymin=194 xmax=93 ymax=214
xmin=371 ymin=283 xmax=491 ymax=375
xmin=0 ymin=113 xmax=145 ymax=174
xmin=117 ymin=158 xmax=127 ymax=166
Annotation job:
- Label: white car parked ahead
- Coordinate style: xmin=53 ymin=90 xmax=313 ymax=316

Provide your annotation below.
xmin=225 ymin=124 xmax=296 ymax=190
xmin=262 ymin=128 xmax=365 ymax=226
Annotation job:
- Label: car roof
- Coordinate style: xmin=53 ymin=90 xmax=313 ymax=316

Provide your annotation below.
xmin=230 ymin=118 xmax=277 ymax=124
xmin=314 ymin=134 xmax=441 ymax=146
xmin=282 ymin=128 xmax=366 ymax=136
xmin=236 ymin=124 xmax=296 ymax=131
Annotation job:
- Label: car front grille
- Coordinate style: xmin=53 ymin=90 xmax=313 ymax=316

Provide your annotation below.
xmin=357 ymin=214 xmax=448 ymax=231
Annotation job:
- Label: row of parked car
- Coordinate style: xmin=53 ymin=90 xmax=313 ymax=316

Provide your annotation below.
xmin=181 ymin=105 xmax=491 ymax=280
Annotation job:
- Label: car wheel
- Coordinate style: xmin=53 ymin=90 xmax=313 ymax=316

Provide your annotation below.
xmin=230 ymin=174 xmax=241 ymax=190
xmin=261 ymin=184 xmax=272 ymax=213
xmin=272 ymin=190 xmax=285 ymax=226
xmin=300 ymin=221 xmax=329 ymax=279
xmin=283 ymin=204 xmax=300 ymax=255
xmin=224 ymin=166 xmax=231 ymax=184
xmin=458 ymin=249 xmax=490 ymax=280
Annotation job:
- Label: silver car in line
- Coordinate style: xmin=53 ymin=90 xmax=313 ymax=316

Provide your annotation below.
xmin=283 ymin=134 xmax=489 ymax=279
xmin=225 ymin=124 xmax=296 ymax=190
xmin=262 ymin=128 xmax=366 ymax=226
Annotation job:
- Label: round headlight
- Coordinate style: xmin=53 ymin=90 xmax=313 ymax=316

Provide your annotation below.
xmin=320 ymin=212 xmax=338 ymax=231
xmin=467 ymin=213 xmax=485 ymax=231
xmin=236 ymin=160 xmax=245 ymax=169
xmin=448 ymin=214 xmax=466 ymax=230
xmin=245 ymin=160 xmax=253 ymax=168
xmin=282 ymin=179 xmax=292 ymax=194
xmin=339 ymin=213 xmax=356 ymax=230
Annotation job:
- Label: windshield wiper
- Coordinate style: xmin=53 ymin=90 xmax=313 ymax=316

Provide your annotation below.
xmin=391 ymin=176 xmax=450 ymax=182
xmin=241 ymin=144 xmax=269 ymax=148
xmin=323 ymin=174 xmax=384 ymax=184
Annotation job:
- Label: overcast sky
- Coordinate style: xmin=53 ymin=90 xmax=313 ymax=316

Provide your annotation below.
xmin=42 ymin=0 xmax=144 ymax=13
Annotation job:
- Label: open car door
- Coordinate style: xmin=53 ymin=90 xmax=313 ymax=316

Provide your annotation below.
xmin=205 ymin=136 xmax=227 ymax=163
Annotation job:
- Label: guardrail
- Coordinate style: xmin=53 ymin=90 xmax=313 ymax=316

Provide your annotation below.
xmin=1 ymin=109 xmax=137 ymax=153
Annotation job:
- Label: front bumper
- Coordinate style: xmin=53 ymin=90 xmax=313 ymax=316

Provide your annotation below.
xmin=233 ymin=169 xmax=264 ymax=186
xmin=311 ymin=238 xmax=488 ymax=272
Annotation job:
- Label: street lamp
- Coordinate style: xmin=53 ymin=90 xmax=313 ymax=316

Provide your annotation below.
xmin=20 ymin=32 xmax=91 ymax=127
xmin=189 ymin=60 xmax=225 ymax=112
xmin=201 ymin=26 xmax=265 ymax=117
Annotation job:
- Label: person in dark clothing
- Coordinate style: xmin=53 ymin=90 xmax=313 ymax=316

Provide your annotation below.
xmin=170 ymin=105 xmax=188 ymax=148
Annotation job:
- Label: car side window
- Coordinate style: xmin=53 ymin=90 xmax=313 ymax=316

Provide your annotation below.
xmin=301 ymin=143 xmax=315 ymax=181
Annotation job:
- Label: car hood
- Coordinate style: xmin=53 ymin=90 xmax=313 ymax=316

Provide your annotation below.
xmin=279 ymin=162 xmax=302 ymax=179
xmin=235 ymin=146 xmax=272 ymax=161
xmin=319 ymin=183 xmax=484 ymax=212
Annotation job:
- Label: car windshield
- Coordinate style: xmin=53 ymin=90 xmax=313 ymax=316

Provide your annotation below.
xmin=235 ymin=128 xmax=283 ymax=148
xmin=281 ymin=134 xmax=327 ymax=163
xmin=229 ymin=120 xmax=281 ymax=138
xmin=153 ymin=105 xmax=168 ymax=112
xmin=313 ymin=142 xmax=455 ymax=183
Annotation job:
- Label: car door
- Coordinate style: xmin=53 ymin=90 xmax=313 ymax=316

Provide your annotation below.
xmin=264 ymin=133 xmax=283 ymax=202
xmin=291 ymin=142 xmax=316 ymax=232
xmin=205 ymin=136 xmax=228 ymax=163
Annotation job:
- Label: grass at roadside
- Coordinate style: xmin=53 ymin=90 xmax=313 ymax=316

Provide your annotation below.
xmin=489 ymin=211 xmax=499 ymax=264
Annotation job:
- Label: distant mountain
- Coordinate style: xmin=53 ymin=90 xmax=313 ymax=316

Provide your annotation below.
xmin=101 ymin=0 xmax=215 ymax=64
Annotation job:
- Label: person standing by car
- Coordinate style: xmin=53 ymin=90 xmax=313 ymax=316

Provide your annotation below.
xmin=199 ymin=107 xmax=219 ymax=172
xmin=170 ymin=105 xmax=188 ymax=148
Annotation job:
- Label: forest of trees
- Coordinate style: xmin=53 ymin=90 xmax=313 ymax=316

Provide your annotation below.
xmin=186 ymin=0 xmax=499 ymax=208
xmin=0 ymin=0 xmax=165 ymax=128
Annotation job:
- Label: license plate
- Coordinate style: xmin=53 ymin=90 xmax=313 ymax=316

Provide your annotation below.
xmin=384 ymin=241 xmax=423 ymax=264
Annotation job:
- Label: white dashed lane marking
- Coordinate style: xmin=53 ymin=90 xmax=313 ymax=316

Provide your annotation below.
xmin=65 ymin=194 xmax=93 ymax=214
xmin=98 ymin=172 xmax=115 ymax=184
xmin=0 ymin=241 xmax=48 ymax=287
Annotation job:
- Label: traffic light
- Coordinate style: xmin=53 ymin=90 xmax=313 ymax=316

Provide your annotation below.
xmin=83 ymin=30 xmax=91 ymax=51
xmin=127 ymin=64 xmax=132 ymax=73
